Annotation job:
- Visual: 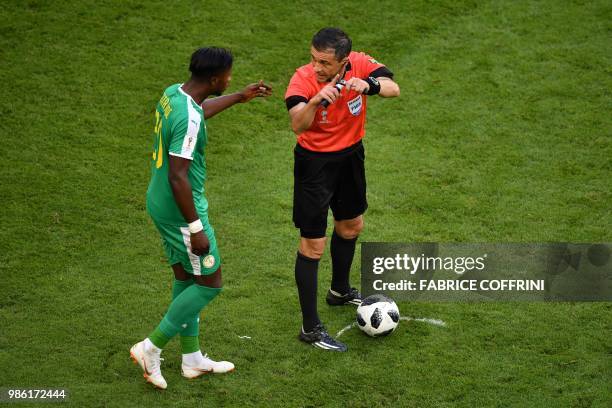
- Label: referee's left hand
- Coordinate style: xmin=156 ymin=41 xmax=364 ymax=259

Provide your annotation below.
xmin=239 ymin=80 xmax=273 ymax=102
xmin=343 ymin=78 xmax=370 ymax=94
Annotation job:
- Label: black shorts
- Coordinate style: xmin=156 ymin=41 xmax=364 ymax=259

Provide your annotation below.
xmin=293 ymin=141 xmax=367 ymax=238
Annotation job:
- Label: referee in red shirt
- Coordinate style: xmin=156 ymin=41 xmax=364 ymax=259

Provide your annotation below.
xmin=285 ymin=27 xmax=400 ymax=351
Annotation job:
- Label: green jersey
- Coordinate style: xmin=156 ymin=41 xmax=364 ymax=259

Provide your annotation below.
xmin=146 ymin=84 xmax=209 ymax=225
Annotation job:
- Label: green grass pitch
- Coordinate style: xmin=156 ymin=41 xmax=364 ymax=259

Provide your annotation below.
xmin=0 ymin=0 xmax=610 ymax=406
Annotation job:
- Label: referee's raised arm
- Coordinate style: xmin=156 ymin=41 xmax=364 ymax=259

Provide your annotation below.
xmin=288 ymin=73 xmax=341 ymax=134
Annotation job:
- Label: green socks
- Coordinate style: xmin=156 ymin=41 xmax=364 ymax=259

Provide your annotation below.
xmin=149 ymin=327 xmax=170 ymax=349
xmin=180 ymin=336 xmax=200 ymax=354
xmin=172 ymin=279 xmax=200 ymax=353
xmin=149 ymin=284 xmax=222 ymax=349
xmin=172 ymin=278 xmax=194 ymax=299
xmin=171 ymin=279 xmax=199 ymax=337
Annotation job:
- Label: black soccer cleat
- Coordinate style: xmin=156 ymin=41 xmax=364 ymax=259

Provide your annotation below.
xmin=326 ymin=288 xmax=362 ymax=306
xmin=299 ymin=324 xmax=348 ymax=352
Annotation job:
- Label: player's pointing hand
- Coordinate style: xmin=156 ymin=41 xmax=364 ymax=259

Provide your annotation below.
xmin=240 ymin=81 xmax=273 ymax=102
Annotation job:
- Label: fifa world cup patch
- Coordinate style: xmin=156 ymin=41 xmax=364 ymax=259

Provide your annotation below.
xmin=202 ymin=255 xmax=216 ymax=269
xmin=347 ymin=95 xmax=363 ymax=116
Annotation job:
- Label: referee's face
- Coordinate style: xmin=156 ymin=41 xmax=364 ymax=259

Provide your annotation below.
xmin=310 ymin=47 xmax=347 ymax=83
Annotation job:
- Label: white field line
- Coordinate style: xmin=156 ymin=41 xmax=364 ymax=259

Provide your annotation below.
xmin=401 ymin=317 xmax=447 ymax=327
xmin=336 ymin=317 xmax=447 ymax=338
xmin=336 ymin=322 xmax=357 ymax=338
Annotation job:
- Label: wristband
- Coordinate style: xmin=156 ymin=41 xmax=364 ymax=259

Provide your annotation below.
xmin=188 ymin=219 xmax=203 ymax=234
xmin=363 ymin=76 xmax=381 ymax=95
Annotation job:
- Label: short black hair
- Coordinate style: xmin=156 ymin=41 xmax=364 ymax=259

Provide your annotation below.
xmin=312 ymin=27 xmax=352 ymax=61
xmin=189 ymin=47 xmax=233 ymax=81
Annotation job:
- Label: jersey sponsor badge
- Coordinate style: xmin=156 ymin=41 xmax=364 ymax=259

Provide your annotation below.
xmin=347 ymin=95 xmax=363 ymax=116
xmin=203 ymin=255 xmax=216 ymax=269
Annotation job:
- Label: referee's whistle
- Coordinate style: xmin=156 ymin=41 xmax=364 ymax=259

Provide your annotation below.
xmin=320 ymin=80 xmax=346 ymax=108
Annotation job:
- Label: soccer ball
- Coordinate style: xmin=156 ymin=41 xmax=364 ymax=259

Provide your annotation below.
xmin=356 ymin=294 xmax=400 ymax=337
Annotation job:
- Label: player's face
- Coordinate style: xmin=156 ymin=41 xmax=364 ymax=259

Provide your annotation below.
xmin=310 ymin=46 xmax=348 ymax=82
xmin=212 ymin=68 xmax=232 ymax=96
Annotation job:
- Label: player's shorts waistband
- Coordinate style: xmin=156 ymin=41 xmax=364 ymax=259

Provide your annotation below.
xmin=295 ymin=140 xmax=363 ymax=158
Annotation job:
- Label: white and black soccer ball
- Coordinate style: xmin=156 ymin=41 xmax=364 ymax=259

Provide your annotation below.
xmin=356 ymin=294 xmax=400 ymax=337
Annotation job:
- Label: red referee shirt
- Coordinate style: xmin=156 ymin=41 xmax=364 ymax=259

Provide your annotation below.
xmin=285 ymin=51 xmax=390 ymax=152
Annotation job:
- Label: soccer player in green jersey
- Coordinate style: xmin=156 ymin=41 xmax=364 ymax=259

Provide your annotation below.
xmin=130 ymin=47 xmax=272 ymax=389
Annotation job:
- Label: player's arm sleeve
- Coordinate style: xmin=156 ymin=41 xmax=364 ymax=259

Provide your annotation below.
xmin=360 ymin=54 xmax=394 ymax=79
xmin=286 ymin=95 xmax=308 ymax=110
xmin=168 ymin=110 xmax=201 ymax=160
xmin=285 ymin=72 xmax=310 ymax=111
xmin=369 ymin=66 xmax=394 ymax=79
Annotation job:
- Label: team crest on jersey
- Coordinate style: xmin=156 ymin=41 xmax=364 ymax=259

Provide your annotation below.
xmin=347 ymin=95 xmax=363 ymax=116
xmin=368 ymin=58 xmax=379 ymax=64
xmin=203 ymin=255 xmax=216 ymax=269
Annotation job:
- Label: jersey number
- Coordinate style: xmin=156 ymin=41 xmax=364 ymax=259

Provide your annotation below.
xmin=152 ymin=110 xmax=163 ymax=169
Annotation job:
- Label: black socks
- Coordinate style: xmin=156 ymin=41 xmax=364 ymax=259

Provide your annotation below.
xmin=330 ymin=230 xmax=357 ymax=294
xmin=295 ymin=231 xmax=357 ymax=332
xmin=295 ymin=251 xmax=321 ymax=332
